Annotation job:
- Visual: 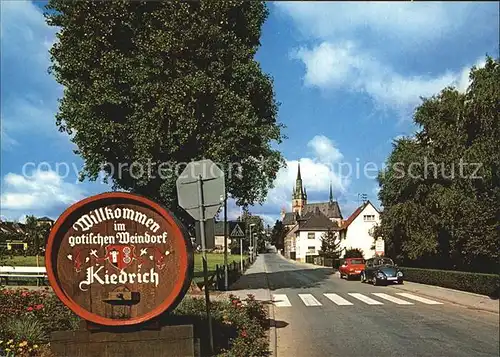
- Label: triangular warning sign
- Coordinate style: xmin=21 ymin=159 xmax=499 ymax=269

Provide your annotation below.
xmin=230 ymin=223 xmax=245 ymax=237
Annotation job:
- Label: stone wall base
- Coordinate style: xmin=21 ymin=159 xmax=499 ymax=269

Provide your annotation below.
xmin=50 ymin=324 xmax=200 ymax=357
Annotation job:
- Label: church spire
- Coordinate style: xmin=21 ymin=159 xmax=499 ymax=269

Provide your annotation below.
xmin=329 ymin=181 xmax=334 ymax=202
xmin=295 ymin=162 xmax=304 ymax=198
xmin=292 ymin=161 xmax=307 ymax=214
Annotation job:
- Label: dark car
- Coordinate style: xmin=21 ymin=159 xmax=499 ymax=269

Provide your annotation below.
xmin=360 ymin=257 xmax=403 ymax=285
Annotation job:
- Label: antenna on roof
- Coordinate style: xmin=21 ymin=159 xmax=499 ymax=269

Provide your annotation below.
xmin=357 ymin=193 xmax=368 ymax=206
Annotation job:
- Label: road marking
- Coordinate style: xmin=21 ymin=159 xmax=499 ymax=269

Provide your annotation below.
xmin=396 ymin=293 xmax=443 ymax=305
xmin=348 ymin=293 xmax=383 ymax=305
xmin=298 ymin=294 xmax=322 ymax=306
xmin=324 ymin=293 xmax=353 ymax=305
xmin=272 ymin=294 xmax=291 ymax=307
xmin=372 ymin=293 xmax=413 ymax=305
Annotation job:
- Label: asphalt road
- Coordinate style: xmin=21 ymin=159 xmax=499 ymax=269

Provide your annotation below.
xmin=250 ymin=253 xmax=499 ymax=357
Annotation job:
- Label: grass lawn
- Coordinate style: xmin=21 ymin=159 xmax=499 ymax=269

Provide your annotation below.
xmin=2 ymin=254 xmax=247 ymax=272
xmin=2 ymin=255 xmax=45 ymax=267
xmin=193 ymin=253 xmax=247 ymax=273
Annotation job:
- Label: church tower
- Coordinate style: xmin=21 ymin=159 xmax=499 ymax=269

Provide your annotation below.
xmin=292 ymin=163 xmax=307 ymax=215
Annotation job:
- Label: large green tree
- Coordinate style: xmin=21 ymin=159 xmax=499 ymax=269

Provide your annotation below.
xmin=377 ymin=57 xmax=499 ymax=273
xmin=45 ymin=0 xmax=286 ymax=226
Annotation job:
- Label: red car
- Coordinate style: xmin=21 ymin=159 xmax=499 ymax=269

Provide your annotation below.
xmin=339 ymin=258 xmax=366 ymax=280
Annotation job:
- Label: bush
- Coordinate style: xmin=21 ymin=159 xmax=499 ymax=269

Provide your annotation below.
xmin=172 ymin=294 xmax=270 ymax=357
xmin=0 ymin=288 xmax=269 ymax=357
xmin=401 ymin=267 xmax=499 ymax=297
xmin=3 ymin=316 xmax=48 ymax=343
xmin=0 ymin=288 xmax=80 ymax=338
xmin=343 ymin=248 xmax=364 ymax=259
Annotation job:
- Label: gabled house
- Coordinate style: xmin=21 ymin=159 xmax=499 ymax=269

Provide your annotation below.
xmin=0 ymin=221 xmax=26 ymax=235
xmin=36 ymin=216 xmax=54 ymax=227
xmin=213 ymin=221 xmax=233 ymax=251
xmin=285 ymin=208 xmax=341 ymax=262
xmin=339 ymin=200 xmax=380 ymax=259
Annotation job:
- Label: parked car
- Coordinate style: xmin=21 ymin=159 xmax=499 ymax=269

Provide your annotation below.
xmin=339 ymin=258 xmax=365 ymax=280
xmin=360 ymin=257 xmax=404 ymax=285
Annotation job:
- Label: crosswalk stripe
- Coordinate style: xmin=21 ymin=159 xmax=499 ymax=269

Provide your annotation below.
xmin=324 ymin=293 xmax=353 ymax=305
xmin=272 ymin=294 xmax=291 ymax=307
xmin=298 ymin=294 xmax=322 ymax=306
xmin=396 ymin=293 xmax=443 ymax=305
xmin=372 ymin=293 xmax=413 ymax=305
xmin=348 ymin=293 xmax=383 ymax=305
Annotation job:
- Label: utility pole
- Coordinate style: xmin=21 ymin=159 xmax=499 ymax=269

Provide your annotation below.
xmin=223 ymin=186 xmax=228 ymax=290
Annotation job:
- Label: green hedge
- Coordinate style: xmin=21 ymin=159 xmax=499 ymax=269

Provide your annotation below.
xmin=401 ymin=267 xmax=499 ymax=297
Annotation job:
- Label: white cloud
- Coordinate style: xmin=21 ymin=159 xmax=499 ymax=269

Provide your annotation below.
xmin=264 ymin=136 xmax=349 ymax=213
xmin=1 ymin=0 xmax=66 ymax=145
xmin=0 ymin=169 xmax=86 ymax=216
xmin=292 ymin=42 xmax=486 ymax=115
xmin=275 ymin=2 xmax=491 ymax=48
xmin=307 ymin=135 xmax=343 ymax=163
xmin=237 ymin=136 xmax=349 ymax=220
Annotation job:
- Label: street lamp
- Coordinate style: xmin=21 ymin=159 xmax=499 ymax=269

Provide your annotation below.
xmin=249 ymin=223 xmax=256 ymax=262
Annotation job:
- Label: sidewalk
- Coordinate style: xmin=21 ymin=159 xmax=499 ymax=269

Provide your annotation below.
xmin=227 ymin=255 xmax=272 ymax=302
xmin=226 ymin=255 xmax=276 ymax=357
xmin=390 ymin=281 xmax=499 ymax=314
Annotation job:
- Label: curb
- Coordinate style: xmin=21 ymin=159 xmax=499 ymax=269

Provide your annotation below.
xmin=275 ymin=253 xmax=332 ymax=270
xmin=263 ymin=258 xmax=277 ymax=357
xmin=391 ymin=284 xmax=499 ymax=314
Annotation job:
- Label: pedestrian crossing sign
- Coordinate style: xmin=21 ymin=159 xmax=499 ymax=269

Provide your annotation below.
xmin=230 ymin=222 xmax=245 ymax=238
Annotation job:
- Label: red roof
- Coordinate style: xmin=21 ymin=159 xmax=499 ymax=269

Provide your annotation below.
xmin=341 ymin=200 xmax=378 ymax=230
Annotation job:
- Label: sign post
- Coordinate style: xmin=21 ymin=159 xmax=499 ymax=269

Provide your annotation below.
xmin=375 ymin=237 xmax=385 ymax=256
xmin=229 ymin=222 xmax=245 ymax=272
xmin=223 ymin=188 xmax=228 ymax=291
xmin=45 ymin=192 xmax=194 ymax=327
xmin=196 ymin=175 xmax=213 ymax=354
xmin=176 ymin=159 xmax=225 ymax=356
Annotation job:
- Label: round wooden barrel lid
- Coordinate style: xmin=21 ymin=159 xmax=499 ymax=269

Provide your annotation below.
xmin=45 ymin=192 xmax=193 ymax=326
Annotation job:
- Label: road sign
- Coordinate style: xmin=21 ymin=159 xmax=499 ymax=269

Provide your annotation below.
xmin=195 ymin=219 xmax=215 ymax=249
xmin=45 ymin=192 xmax=193 ymax=327
xmin=229 ymin=222 xmax=245 ymax=237
xmin=176 ymin=159 xmax=225 ymax=221
xmin=375 ymin=237 xmax=385 ymax=256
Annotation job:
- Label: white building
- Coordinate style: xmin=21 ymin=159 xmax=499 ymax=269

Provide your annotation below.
xmin=339 ymin=200 xmax=381 ymax=259
xmin=287 ymin=208 xmax=341 ymax=262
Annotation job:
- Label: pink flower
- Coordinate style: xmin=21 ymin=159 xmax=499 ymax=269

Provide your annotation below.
xmin=241 ymin=330 xmax=247 ymax=338
xmin=27 ymin=307 xmax=34 ymax=311
xmin=35 ymin=304 xmax=44 ymax=310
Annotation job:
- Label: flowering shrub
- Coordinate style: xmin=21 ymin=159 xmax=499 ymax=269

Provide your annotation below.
xmin=218 ymin=294 xmax=269 ymax=357
xmin=0 ymin=339 xmax=42 ymax=357
xmin=0 ymin=289 xmax=269 ymax=357
xmin=173 ymin=294 xmax=270 ymax=357
xmin=0 ymin=288 xmax=79 ymax=356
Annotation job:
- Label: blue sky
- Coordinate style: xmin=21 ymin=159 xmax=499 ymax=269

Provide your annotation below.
xmin=1 ymin=1 xmax=498 ymax=226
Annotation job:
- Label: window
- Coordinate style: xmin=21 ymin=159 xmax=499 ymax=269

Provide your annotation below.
xmin=308 ymin=232 xmax=315 ymax=239
xmin=380 ymin=258 xmax=394 ymax=266
xmin=307 ymin=246 xmax=316 ymax=254
xmin=363 ymin=215 xmax=375 ymax=222
xmin=349 ymin=259 xmax=365 ymax=265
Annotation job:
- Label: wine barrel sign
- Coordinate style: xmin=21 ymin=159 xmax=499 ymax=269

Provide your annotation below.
xmin=45 ymin=192 xmax=193 ymax=327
